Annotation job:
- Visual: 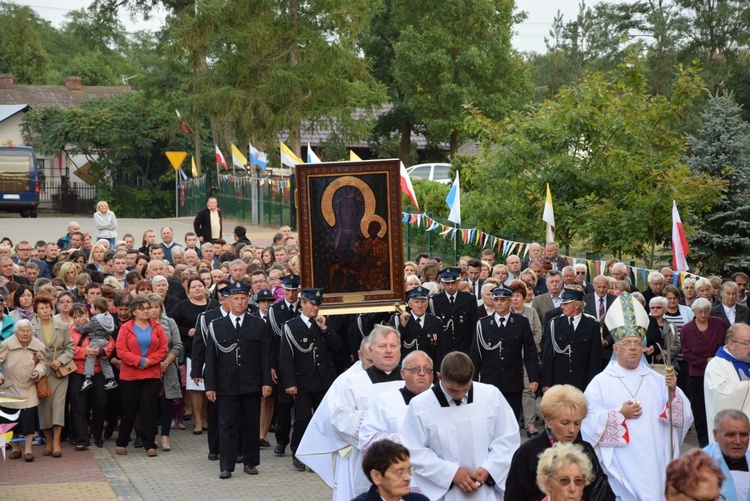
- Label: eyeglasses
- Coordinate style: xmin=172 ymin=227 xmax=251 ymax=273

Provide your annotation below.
xmin=731 ymin=339 xmax=750 ymax=347
xmin=387 ymin=466 xmax=415 ymax=479
xmin=17 ymin=247 xmax=31 ymax=252
xmin=616 ymin=341 xmax=642 ymax=348
xmin=403 ymin=367 xmax=433 ymax=374
xmin=549 ymin=475 xmax=586 ymax=487
xmin=649 ymin=306 xmax=664 ymax=309
xmin=674 ymin=488 xmax=724 ymax=501
xmin=575 ymin=271 xmax=586 ymax=275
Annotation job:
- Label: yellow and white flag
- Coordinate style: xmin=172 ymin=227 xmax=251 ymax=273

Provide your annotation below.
xmin=231 ymin=143 xmax=247 ymax=170
xmin=191 ymin=156 xmax=198 ymax=177
xmin=542 ymin=183 xmax=555 ymax=243
xmin=280 ymin=142 xmax=304 ymax=167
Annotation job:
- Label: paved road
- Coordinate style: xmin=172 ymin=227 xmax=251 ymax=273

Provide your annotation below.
xmin=0 ymin=214 xmax=282 ymax=249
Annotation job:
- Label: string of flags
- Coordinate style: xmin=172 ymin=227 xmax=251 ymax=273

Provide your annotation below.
xmin=401 ymin=211 xmax=702 ymax=289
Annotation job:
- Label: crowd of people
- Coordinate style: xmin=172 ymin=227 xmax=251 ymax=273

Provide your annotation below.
xmin=0 ymin=199 xmax=747 ymax=500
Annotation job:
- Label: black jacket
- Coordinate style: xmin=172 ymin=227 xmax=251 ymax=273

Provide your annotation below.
xmin=278 ymin=316 xmax=342 ymax=392
xmin=429 ymin=290 xmax=478 ymax=355
xmin=541 ymin=313 xmax=602 ymax=391
xmin=583 ymin=292 xmax=616 ymax=360
xmin=505 ymin=432 xmax=614 ymax=501
xmin=352 ymin=485 xmax=429 ymax=501
xmin=193 ymin=206 xmax=222 ymax=243
xmin=391 ymin=310 xmax=446 ymax=370
xmin=470 ymin=312 xmax=540 ymax=393
xmin=191 ymin=305 xmax=226 ymax=379
xmin=204 ymin=313 xmax=272 ymax=395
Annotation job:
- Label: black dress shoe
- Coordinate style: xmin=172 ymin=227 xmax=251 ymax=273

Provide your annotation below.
xmin=244 ymin=465 xmax=258 ymax=475
xmin=95 ymin=439 xmax=104 ymax=448
xmin=235 ymin=455 xmax=244 ymax=464
xmin=103 ymin=428 xmax=114 ymax=440
xmin=292 ymin=456 xmax=306 ymax=472
xmin=219 ymin=470 xmax=232 ymax=479
xmin=207 ymin=453 xmax=219 ymax=461
xmin=274 ymin=444 xmax=286 ymax=456
xmin=269 ymin=423 xmax=277 ymax=433
xmin=134 ymin=437 xmax=143 ymax=448
xmin=259 ymin=438 xmax=271 ymax=448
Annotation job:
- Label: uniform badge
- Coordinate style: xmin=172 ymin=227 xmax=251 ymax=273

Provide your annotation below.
xmin=303 ymin=338 xmax=308 ymax=343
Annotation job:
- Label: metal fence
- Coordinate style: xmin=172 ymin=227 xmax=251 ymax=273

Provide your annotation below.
xmin=40 ymin=180 xmax=98 ymax=213
xmin=179 ymin=173 xmax=294 ymax=229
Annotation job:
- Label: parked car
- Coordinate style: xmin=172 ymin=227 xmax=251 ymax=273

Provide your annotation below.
xmin=0 ymin=146 xmax=39 ymax=218
xmin=405 ymin=163 xmax=452 ymax=184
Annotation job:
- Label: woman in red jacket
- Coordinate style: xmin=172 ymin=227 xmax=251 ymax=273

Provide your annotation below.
xmin=115 ymin=296 xmax=168 ymax=457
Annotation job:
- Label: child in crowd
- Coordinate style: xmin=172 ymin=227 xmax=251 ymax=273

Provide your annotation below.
xmin=75 ymin=297 xmax=118 ymax=391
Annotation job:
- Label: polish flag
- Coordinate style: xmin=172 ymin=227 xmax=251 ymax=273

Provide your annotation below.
xmin=400 ymin=161 xmax=419 ymax=211
xmin=215 ymin=144 xmax=228 ymax=170
xmin=672 ymin=200 xmax=689 ymax=271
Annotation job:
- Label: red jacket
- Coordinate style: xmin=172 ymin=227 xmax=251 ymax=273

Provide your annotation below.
xmin=116 ymin=318 xmax=168 ymax=381
xmin=70 ymin=325 xmax=116 ymax=374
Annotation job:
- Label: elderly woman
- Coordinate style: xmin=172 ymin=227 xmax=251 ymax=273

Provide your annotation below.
xmin=665 ymin=449 xmax=723 ymax=501
xmin=151 ymin=274 xmax=179 ymax=314
xmin=506 ymin=384 xmax=612 ymax=500
xmin=53 ymin=291 xmax=76 ymax=325
xmin=9 ymin=285 xmax=35 ymax=324
xmin=660 ymin=285 xmax=694 ymax=391
xmin=509 ymin=279 xmax=543 ymax=437
xmin=405 ymin=274 xmax=421 ymax=293
xmin=68 ymin=303 xmax=115 ymax=450
xmin=680 ymin=278 xmax=697 ymax=307
xmin=477 ymin=279 xmax=500 ymax=317
xmin=115 ymin=296 xmax=168 ymax=457
xmin=0 ymin=320 xmax=47 ymax=461
xmin=145 ymin=293 xmax=183 ymax=451
xmin=680 ymin=297 xmax=727 ymax=447
xmin=695 ymin=277 xmax=714 ymax=304
xmin=492 ymin=264 xmax=509 ymax=285
xmin=32 ymin=295 xmax=74 ymax=457
xmin=94 ymin=200 xmax=118 ymax=249
xmin=480 ymin=260 xmax=492 ymax=280
xmin=133 ymin=279 xmax=154 ymax=297
xmin=536 ymin=443 xmax=595 ymax=501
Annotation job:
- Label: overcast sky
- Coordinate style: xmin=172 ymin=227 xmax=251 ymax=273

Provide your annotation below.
xmin=14 ymin=0 xmax=605 ymax=54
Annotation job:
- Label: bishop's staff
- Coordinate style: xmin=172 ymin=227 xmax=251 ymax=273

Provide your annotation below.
xmin=665 ymin=324 xmax=676 ymax=457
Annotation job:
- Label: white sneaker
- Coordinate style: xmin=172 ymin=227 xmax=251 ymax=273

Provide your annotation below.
xmin=104 ymin=380 xmax=119 ymax=390
xmin=81 ymin=379 xmax=93 ymax=392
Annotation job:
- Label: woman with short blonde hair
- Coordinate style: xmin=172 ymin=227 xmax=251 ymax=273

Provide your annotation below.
xmin=536 ymin=443 xmax=594 ymax=501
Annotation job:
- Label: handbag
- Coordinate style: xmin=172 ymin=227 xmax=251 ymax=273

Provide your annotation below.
xmin=33 ymin=352 xmax=52 ymax=399
xmin=52 ymin=343 xmax=77 ymax=378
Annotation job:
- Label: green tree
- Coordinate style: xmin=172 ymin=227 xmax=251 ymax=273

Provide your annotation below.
xmin=463 ymin=51 xmax=722 ymax=267
xmin=0 ymin=3 xmax=49 ymax=83
xmin=391 ymin=0 xmax=530 ymax=157
xmin=685 ymin=92 xmax=750 ymax=273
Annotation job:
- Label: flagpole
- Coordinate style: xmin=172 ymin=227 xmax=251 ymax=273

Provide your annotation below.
xmin=175 ymin=168 xmax=179 ymax=217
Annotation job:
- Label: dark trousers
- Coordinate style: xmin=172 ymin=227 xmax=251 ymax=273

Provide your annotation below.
xmin=117 ymin=378 xmax=160 ymax=450
xmin=218 ymin=392 xmax=260 ymax=472
xmin=690 ymin=375 xmax=708 ymax=447
xmin=274 ymin=390 xmax=293 ymax=446
xmin=159 ymin=396 xmax=174 ymax=437
xmin=501 ymin=391 xmax=523 ymax=421
xmin=68 ymin=372 xmax=107 ymax=445
xmin=677 ymin=360 xmax=691 ymax=398
xmin=290 ymin=390 xmax=325 ymax=453
xmin=206 ymin=399 xmax=220 ymax=456
xmin=104 ymin=367 xmax=122 ymax=436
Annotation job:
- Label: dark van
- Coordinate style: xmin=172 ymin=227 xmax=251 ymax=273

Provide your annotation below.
xmin=0 ymin=146 xmax=39 ymax=218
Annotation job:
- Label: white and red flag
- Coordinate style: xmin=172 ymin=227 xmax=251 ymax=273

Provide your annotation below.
xmin=215 ymin=144 xmax=228 ymax=170
xmin=400 ymin=161 xmax=419 ymax=211
xmin=672 ymin=200 xmax=690 ymax=271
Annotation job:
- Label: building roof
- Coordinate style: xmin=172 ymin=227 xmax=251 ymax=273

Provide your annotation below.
xmin=0 ymin=104 xmax=30 ymax=123
xmin=0 ymin=84 xmax=134 ymax=110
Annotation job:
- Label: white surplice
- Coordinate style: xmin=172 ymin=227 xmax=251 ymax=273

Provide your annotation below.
xmin=358 ymin=388 xmax=409 ymax=450
xmin=704 ymin=354 xmax=750 ymax=444
xmin=296 ymin=361 xmax=363 ymax=492
xmin=582 ymin=359 xmax=693 ymax=501
xmin=400 ymin=382 xmax=520 ymax=501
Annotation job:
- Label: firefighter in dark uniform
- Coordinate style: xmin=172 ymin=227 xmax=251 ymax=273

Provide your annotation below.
xmin=253 ymin=288 xmax=276 ymax=448
xmin=267 ymin=274 xmax=300 ymax=456
xmin=191 ymin=279 xmax=231 ymax=461
xmin=279 ymin=288 xmax=342 ymax=471
xmin=429 ymin=267 xmax=478 ymax=355
xmin=470 ymin=285 xmax=540 ymax=419
xmin=204 ymin=282 xmax=273 ymax=479
xmin=541 ymin=286 xmax=603 ymax=393
xmin=392 ymin=286 xmax=446 ymax=369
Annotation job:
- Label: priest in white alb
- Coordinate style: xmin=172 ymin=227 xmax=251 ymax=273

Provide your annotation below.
xmin=296 ymin=336 xmax=372 ymax=492
xmin=358 ymin=350 xmax=434 ymax=450
xmin=400 ymin=352 xmax=520 ymax=500
xmin=704 ymin=322 xmax=750 ymax=443
xmin=581 ymin=292 xmax=693 ymax=501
